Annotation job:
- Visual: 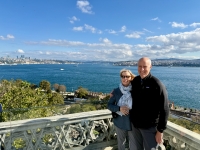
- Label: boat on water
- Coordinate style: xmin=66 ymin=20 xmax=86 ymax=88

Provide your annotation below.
xmin=168 ymin=65 xmax=173 ymax=68
xmin=60 ymin=68 xmax=64 ymax=70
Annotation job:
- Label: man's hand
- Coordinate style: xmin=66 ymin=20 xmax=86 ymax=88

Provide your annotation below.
xmin=155 ymin=131 xmax=163 ymax=144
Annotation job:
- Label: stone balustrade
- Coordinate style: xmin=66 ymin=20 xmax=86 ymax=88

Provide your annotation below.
xmin=0 ymin=110 xmax=116 ymax=150
xmin=0 ymin=110 xmax=199 ymax=150
xmin=164 ymin=121 xmax=200 ymax=150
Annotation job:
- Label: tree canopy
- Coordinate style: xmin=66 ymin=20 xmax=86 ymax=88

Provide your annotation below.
xmin=76 ymin=87 xmax=89 ymax=98
xmin=0 ymin=79 xmax=64 ymax=122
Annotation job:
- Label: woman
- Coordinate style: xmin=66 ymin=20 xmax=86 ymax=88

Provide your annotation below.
xmin=108 ymin=69 xmax=136 ymax=150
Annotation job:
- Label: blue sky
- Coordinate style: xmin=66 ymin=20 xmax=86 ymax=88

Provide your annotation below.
xmin=1 ymin=0 xmax=200 ymax=61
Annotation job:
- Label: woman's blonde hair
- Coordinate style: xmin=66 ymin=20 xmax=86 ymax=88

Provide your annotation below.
xmin=120 ymin=69 xmax=135 ymax=80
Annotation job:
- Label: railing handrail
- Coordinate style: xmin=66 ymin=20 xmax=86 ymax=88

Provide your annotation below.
xmin=0 ymin=109 xmax=112 ymax=133
xmin=0 ymin=109 xmax=200 ymax=150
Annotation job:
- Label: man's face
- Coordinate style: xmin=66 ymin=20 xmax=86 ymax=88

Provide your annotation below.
xmin=138 ymin=58 xmax=152 ymax=79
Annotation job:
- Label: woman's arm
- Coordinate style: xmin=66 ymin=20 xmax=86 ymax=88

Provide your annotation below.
xmin=107 ymin=89 xmax=120 ymax=112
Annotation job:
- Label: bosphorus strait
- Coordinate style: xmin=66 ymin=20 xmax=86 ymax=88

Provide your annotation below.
xmin=0 ymin=63 xmax=200 ymax=110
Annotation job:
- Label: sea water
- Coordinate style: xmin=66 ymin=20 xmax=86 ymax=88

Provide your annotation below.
xmin=0 ymin=63 xmax=200 ymax=109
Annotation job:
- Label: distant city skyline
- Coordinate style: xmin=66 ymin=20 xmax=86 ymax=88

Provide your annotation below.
xmin=1 ymin=0 xmax=200 ymax=61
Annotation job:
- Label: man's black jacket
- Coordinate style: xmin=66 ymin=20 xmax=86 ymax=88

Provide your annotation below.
xmin=130 ymin=73 xmax=169 ymax=133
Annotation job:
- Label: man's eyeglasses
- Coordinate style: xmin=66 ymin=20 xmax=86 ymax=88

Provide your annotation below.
xmin=121 ymin=75 xmax=131 ymax=79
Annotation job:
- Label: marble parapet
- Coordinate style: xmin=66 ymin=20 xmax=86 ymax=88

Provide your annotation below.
xmin=0 ymin=109 xmax=199 ymax=150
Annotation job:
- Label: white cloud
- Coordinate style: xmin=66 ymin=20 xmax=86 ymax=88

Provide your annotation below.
xmin=46 ymin=52 xmax=51 ymax=55
xmin=120 ymin=26 xmax=126 ymax=32
xmin=190 ymin=22 xmax=200 ymax=28
xmin=105 ymin=26 xmax=126 ymax=34
xmin=77 ymin=0 xmax=93 ymax=14
xmin=125 ymin=31 xmax=144 ymax=38
xmin=40 ymin=39 xmax=85 ymax=46
xmin=107 ymin=29 xmax=117 ymax=34
xmin=143 ymin=28 xmax=153 ymax=33
xmin=99 ymin=38 xmax=112 ymax=44
xmin=72 ymin=24 xmax=102 ymax=34
xmin=0 ymin=36 xmax=5 ymax=40
xmin=73 ymin=26 xmax=83 ymax=31
xmin=84 ymin=24 xmax=102 ymax=34
xmin=17 ymin=49 xmax=24 ymax=53
xmin=7 ymin=34 xmax=15 ymax=39
xmin=169 ymin=22 xmax=188 ymax=29
xmin=69 ymin=16 xmax=80 ymax=24
xmin=24 ymin=28 xmax=200 ymax=61
xmin=84 ymin=24 xmax=96 ymax=33
xmin=168 ymin=22 xmax=200 ymax=29
xmin=151 ymin=17 xmax=161 ymax=22
xmin=0 ymin=34 xmax=15 ymax=40
xmin=144 ymin=28 xmax=200 ymax=55
xmin=98 ymin=30 xmax=102 ymax=34
xmin=25 ymin=38 xmax=134 ymax=61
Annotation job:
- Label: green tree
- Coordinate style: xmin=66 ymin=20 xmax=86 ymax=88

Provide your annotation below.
xmin=48 ymin=92 xmax=64 ymax=105
xmin=0 ymin=79 xmax=64 ymax=122
xmin=58 ymin=85 xmax=66 ymax=93
xmin=87 ymin=95 xmax=109 ymax=110
xmin=53 ymin=83 xmax=59 ymax=92
xmin=100 ymin=95 xmax=110 ymax=109
xmin=30 ymin=84 xmax=38 ymax=89
xmin=39 ymin=80 xmax=51 ymax=91
xmin=82 ymin=104 xmax=96 ymax=112
xmin=76 ymin=87 xmax=89 ymax=98
xmin=67 ymin=104 xmax=82 ymax=113
xmin=168 ymin=117 xmax=200 ymax=134
xmin=193 ymin=124 xmax=200 ymax=134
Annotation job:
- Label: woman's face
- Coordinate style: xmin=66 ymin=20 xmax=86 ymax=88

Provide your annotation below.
xmin=121 ymin=71 xmax=132 ymax=87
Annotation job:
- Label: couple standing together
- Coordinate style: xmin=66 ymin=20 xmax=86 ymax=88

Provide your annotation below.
xmin=108 ymin=57 xmax=169 ymax=150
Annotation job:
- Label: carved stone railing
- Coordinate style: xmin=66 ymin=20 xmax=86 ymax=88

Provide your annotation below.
xmin=0 ymin=110 xmax=200 ymax=150
xmin=164 ymin=121 xmax=200 ymax=150
xmin=0 ymin=110 xmax=117 ymax=150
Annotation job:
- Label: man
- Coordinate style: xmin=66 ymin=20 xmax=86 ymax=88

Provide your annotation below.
xmin=130 ymin=57 xmax=169 ymax=150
